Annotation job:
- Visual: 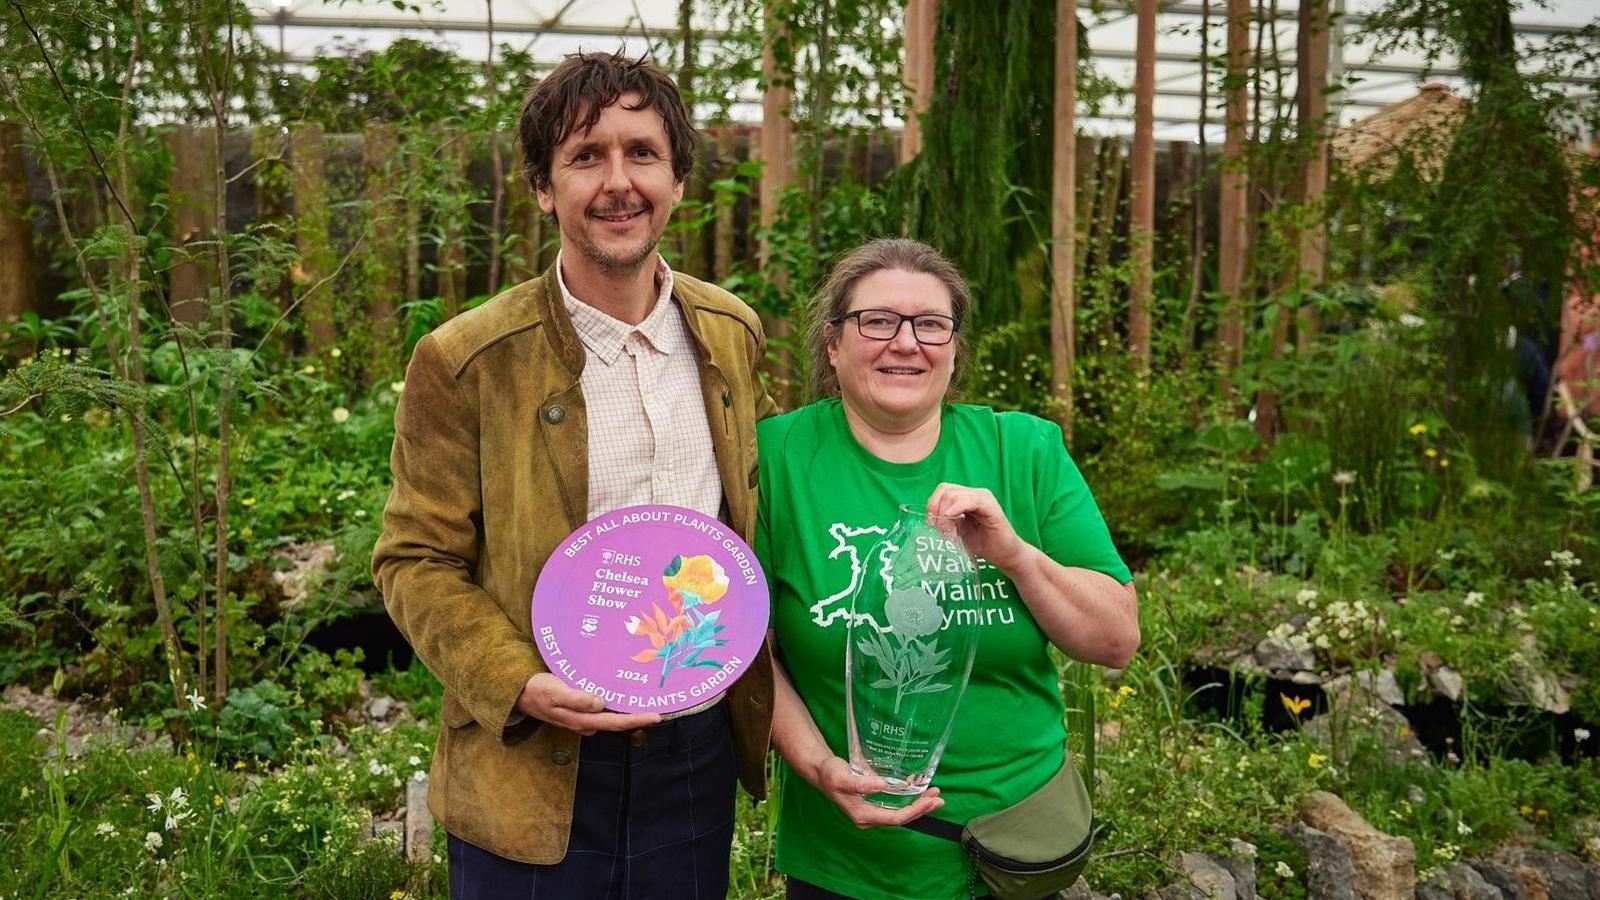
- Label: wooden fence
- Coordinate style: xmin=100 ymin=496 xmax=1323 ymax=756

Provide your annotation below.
xmin=2 ymin=120 xmax=1221 ymax=358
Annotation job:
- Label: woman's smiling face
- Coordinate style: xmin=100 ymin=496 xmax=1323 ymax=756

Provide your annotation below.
xmin=826 ymin=268 xmax=958 ymax=427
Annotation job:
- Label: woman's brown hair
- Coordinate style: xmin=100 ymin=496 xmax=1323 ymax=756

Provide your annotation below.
xmin=805 ymin=238 xmax=973 ymax=399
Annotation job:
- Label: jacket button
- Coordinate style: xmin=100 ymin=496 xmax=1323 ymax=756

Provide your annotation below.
xmin=544 ymin=405 xmax=565 ymax=424
xmin=751 ymin=695 xmax=765 ymax=709
xmin=551 ymin=750 xmax=572 ymax=766
xmin=722 ymin=389 xmax=732 ymax=407
xmin=629 ymin=730 xmax=647 ymax=749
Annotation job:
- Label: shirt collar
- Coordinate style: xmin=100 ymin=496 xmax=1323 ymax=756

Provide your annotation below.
xmin=556 ymin=249 xmax=678 ymax=365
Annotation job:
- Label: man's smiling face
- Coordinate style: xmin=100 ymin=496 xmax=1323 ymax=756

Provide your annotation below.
xmin=537 ymin=92 xmax=684 ymax=275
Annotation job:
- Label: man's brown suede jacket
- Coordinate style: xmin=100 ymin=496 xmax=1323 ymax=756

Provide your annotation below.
xmin=372 ymin=265 xmax=777 ymax=864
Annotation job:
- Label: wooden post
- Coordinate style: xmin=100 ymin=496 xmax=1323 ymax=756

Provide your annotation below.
xmin=761 ymin=0 xmax=795 ymax=401
xmin=1050 ymin=0 xmax=1079 ymax=439
xmin=677 ymin=0 xmax=709 ymax=277
xmin=712 ymin=127 xmax=738 ymax=282
xmin=364 ymin=123 xmax=403 ymax=370
xmin=0 ymin=122 xmax=36 ymax=335
xmin=900 ymin=0 xmax=938 ymax=165
xmin=1128 ymin=0 xmax=1157 ymax=369
xmin=291 ymin=124 xmax=335 ymax=350
xmin=1296 ymin=0 xmax=1330 ymax=351
xmin=1217 ymin=0 xmax=1252 ymax=397
xmin=166 ymin=124 xmax=216 ymax=325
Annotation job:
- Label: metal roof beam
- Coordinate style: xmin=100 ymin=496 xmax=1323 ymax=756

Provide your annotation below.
xmin=264 ymin=12 xmax=732 ymax=41
xmin=1087 ymin=46 xmax=1600 ymax=85
xmin=1081 ymin=1 xmax=1593 ymax=36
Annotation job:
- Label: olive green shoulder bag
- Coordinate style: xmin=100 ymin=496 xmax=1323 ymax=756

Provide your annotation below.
xmin=902 ymin=752 xmax=1101 ymax=900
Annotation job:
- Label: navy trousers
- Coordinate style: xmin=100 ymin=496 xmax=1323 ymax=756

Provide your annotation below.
xmin=448 ymin=703 xmax=737 ymax=900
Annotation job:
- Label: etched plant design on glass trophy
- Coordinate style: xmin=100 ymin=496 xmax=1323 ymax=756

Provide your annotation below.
xmin=846 ymin=504 xmax=981 ymax=808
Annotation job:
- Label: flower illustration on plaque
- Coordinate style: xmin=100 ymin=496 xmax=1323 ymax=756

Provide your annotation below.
xmin=626 ymin=554 xmax=731 ymax=685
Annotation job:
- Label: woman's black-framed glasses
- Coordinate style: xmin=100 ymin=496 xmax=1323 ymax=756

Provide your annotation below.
xmin=832 ymin=309 xmax=959 ymax=345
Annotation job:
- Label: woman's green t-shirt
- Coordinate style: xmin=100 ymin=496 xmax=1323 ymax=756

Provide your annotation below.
xmin=755 ymin=400 xmax=1130 ymax=900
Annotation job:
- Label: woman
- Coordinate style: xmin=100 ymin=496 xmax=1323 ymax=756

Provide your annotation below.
xmin=755 ymin=239 xmax=1139 ymax=900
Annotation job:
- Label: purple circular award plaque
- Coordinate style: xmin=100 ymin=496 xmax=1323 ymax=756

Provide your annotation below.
xmin=531 ymin=504 xmax=769 ymax=715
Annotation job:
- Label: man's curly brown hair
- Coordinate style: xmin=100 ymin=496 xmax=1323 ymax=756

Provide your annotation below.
xmin=517 ymin=50 xmax=697 ymax=193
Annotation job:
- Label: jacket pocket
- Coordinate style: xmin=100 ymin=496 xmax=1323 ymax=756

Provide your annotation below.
xmin=441 ymin=692 xmax=476 ymax=729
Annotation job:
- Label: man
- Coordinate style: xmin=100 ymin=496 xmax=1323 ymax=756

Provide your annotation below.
xmin=372 ymin=51 xmax=776 ymax=899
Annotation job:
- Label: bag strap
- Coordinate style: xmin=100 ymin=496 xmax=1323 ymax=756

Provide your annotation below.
xmin=901 ymin=813 xmax=965 ymax=843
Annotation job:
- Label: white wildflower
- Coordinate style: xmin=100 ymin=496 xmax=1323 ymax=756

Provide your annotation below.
xmin=1296 ymin=589 xmax=1319 ymax=604
xmin=1332 ymin=470 xmax=1356 ymax=486
xmin=185 ymin=689 xmax=206 ymax=710
xmin=1457 ymin=821 xmax=1473 ymax=836
xmin=1464 ymin=592 xmax=1484 ymax=608
xmin=1275 ymin=861 xmax=1295 ymax=879
xmin=332 ymin=406 xmax=350 ymax=424
xmin=96 ymin=822 xmax=117 ymax=836
xmin=1576 ymin=728 xmax=1592 ymax=742
xmin=144 ymin=831 xmax=163 ymax=851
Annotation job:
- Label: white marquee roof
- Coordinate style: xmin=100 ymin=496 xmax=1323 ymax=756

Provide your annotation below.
xmin=247 ymin=0 xmax=1599 ymax=142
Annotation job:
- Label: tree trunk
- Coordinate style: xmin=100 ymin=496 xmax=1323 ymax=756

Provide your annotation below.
xmin=0 ymin=122 xmax=36 ymax=342
xmin=485 ymin=0 xmax=505 ymax=294
xmin=1217 ymin=0 xmax=1252 ymax=398
xmin=364 ymin=123 xmax=403 ymax=374
xmin=760 ymin=0 xmax=794 ymax=402
xmin=1295 ymin=0 xmax=1330 ymax=352
xmin=900 ymin=0 xmax=938 ymax=165
xmin=713 ymin=127 xmax=738 ymax=282
xmin=165 ymin=124 xmax=216 ymax=325
xmin=1128 ymin=0 xmax=1157 ymax=369
xmin=292 ymin=124 xmax=335 ymax=350
xmin=1050 ymin=0 xmax=1079 ymax=439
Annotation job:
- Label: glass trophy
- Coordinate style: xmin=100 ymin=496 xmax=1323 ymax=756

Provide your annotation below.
xmin=845 ymin=504 xmax=981 ymax=808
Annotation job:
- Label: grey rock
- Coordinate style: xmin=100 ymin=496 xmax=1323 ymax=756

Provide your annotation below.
xmin=1355 ymin=668 xmax=1406 ymax=706
xmin=1306 ymin=683 xmax=1424 ymax=764
xmin=1060 ymin=877 xmax=1092 ymax=900
xmin=1415 ymin=876 xmax=1452 ymax=900
xmin=366 ymin=695 xmax=395 ymax=721
xmin=1504 ymin=849 xmax=1591 ymax=900
xmin=1470 ymin=861 xmax=1522 ymax=898
xmin=1445 ymin=863 xmax=1507 ymax=900
xmin=1285 ymin=822 xmax=1357 ymax=900
xmin=1218 ymin=840 xmax=1258 ymax=900
xmin=404 ymin=774 xmax=432 ymax=863
xmin=1255 ymin=636 xmax=1316 ymax=672
xmin=1296 ymin=791 xmax=1415 ymax=900
xmin=1427 ymin=666 xmax=1465 ymax=702
xmin=1160 ymin=852 xmax=1237 ymax=900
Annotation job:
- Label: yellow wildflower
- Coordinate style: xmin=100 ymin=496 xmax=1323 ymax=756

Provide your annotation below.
xmin=1439 ymin=459 xmax=1450 ymax=468
xmin=1424 ymin=448 xmax=1438 ymax=458
xmin=214 ymin=794 xmax=224 ymax=807
xmin=1409 ymin=423 xmax=1428 ymax=436
xmin=1281 ymin=694 xmax=1312 ymax=717
xmin=1308 ymin=753 xmax=1327 ymax=768
xmin=241 ymin=497 xmax=256 ymax=507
